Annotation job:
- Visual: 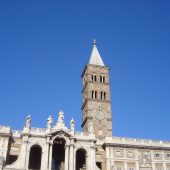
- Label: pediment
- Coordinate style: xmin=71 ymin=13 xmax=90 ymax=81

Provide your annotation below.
xmin=47 ymin=128 xmax=72 ymax=139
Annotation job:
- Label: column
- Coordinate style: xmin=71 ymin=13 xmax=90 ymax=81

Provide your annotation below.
xmin=25 ymin=148 xmax=30 ymax=170
xmin=69 ymin=138 xmax=74 ymax=170
xmin=41 ymin=145 xmax=50 ymax=170
xmin=163 ymin=162 xmax=166 ymax=170
xmin=22 ymin=136 xmax=29 ymax=169
xmin=110 ymin=147 xmax=114 ymax=169
xmin=135 ymin=161 xmax=139 ymax=170
xmin=86 ymin=153 xmax=90 ymax=170
xmin=152 ymin=162 xmax=155 ymax=170
xmin=65 ymin=145 xmax=69 ymax=170
xmin=124 ymin=161 xmax=128 ymax=170
xmin=90 ymin=141 xmax=96 ymax=170
xmin=49 ymin=143 xmax=53 ymax=170
xmin=93 ymin=146 xmax=96 ymax=170
xmin=151 ymin=150 xmax=155 ymax=170
xmin=90 ymin=146 xmax=95 ymax=170
xmin=106 ymin=146 xmax=110 ymax=170
xmin=73 ymin=150 xmax=76 ymax=170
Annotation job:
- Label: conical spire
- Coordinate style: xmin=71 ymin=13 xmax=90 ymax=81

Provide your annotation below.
xmin=88 ymin=40 xmax=105 ymax=66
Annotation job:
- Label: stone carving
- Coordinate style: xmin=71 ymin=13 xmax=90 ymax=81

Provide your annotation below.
xmin=114 ymin=149 xmax=123 ymax=157
xmin=88 ymin=122 xmax=93 ymax=134
xmin=139 ymin=151 xmax=151 ymax=167
xmin=165 ymin=152 xmax=170 ymax=159
xmin=154 ymin=152 xmax=162 ymax=159
xmin=126 ymin=149 xmax=135 ymax=158
xmin=70 ymin=118 xmax=75 ymax=134
xmin=54 ymin=111 xmax=66 ymax=129
xmin=58 ymin=111 xmax=64 ymax=123
xmin=26 ymin=115 xmax=31 ymax=128
xmin=46 ymin=115 xmax=53 ymax=129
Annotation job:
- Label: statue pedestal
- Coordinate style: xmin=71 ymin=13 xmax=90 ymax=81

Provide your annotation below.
xmin=23 ymin=126 xmax=30 ymax=134
xmin=54 ymin=122 xmax=67 ymax=130
xmin=70 ymin=130 xmax=75 ymax=135
xmin=46 ymin=128 xmax=51 ymax=133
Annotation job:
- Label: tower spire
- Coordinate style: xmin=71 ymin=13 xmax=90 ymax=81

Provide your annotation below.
xmin=88 ymin=40 xmax=105 ymax=66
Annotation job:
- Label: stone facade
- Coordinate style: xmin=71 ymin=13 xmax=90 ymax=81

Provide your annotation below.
xmin=0 ymin=42 xmax=170 ymax=170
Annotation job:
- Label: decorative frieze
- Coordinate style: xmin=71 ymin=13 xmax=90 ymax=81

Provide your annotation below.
xmin=138 ymin=151 xmax=151 ymax=167
xmin=113 ymin=148 xmax=124 ymax=158
xmin=153 ymin=151 xmax=162 ymax=160
xmin=126 ymin=149 xmax=135 ymax=158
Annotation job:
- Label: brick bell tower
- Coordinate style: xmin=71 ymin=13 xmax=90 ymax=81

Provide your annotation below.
xmin=81 ymin=40 xmax=112 ymax=138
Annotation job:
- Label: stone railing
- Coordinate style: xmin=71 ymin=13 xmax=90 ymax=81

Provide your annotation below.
xmin=105 ymin=136 xmax=170 ymax=148
xmin=29 ymin=127 xmax=46 ymax=136
xmin=0 ymin=126 xmax=10 ymax=134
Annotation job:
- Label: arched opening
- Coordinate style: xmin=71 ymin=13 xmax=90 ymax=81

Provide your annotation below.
xmin=104 ymin=92 xmax=106 ymax=100
xmin=95 ymin=91 xmax=97 ymax=99
xmin=100 ymin=91 xmax=103 ymax=99
xmin=76 ymin=149 xmax=86 ymax=170
xmin=92 ymin=90 xmax=94 ymax=99
xmin=94 ymin=75 xmax=97 ymax=82
xmin=52 ymin=138 xmax=65 ymax=170
xmin=28 ymin=145 xmax=42 ymax=170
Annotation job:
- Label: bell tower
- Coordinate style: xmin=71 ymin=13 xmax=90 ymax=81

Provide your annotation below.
xmin=81 ymin=40 xmax=112 ymax=138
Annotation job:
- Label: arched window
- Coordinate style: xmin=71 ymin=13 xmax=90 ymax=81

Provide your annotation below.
xmin=28 ymin=145 xmax=42 ymax=170
xmin=103 ymin=76 xmax=105 ymax=83
xmin=91 ymin=75 xmax=94 ymax=81
xmin=92 ymin=73 xmax=97 ymax=82
xmin=92 ymin=91 xmax=97 ymax=99
xmin=100 ymin=75 xmax=105 ymax=83
xmin=101 ymin=92 xmax=103 ymax=100
xmin=104 ymin=92 xmax=106 ymax=100
xmin=92 ymin=91 xmax=94 ymax=99
xmin=100 ymin=75 xmax=102 ymax=82
xmin=76 ymin=149 xmax=87 ymax=170
xmin=100 ymin=92 xmax=106 ymax=100
xmin=94 ymin=75 xmax=97 ymax=81
xmin=95 ymin=91 xmax=97 ymax=99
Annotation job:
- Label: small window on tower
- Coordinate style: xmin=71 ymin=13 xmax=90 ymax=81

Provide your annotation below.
xmin=92 ymin=74 xmax=97 ymax=82
xmin=92 ymin=91 xmax=94 ymax=99
xmin=100 ymin=76 xmax=102 ymax=82
xmin=103 ymin=76 xmax=105 ymax=83
xmin=91 ymin=75 xmax=94 ymax=81
xmin=100 ymin=75 xmax=105 ymax=83
xmin=104 ymin=92 xmax=106 ymax=100
xmin=100 ymin=92 xmax=103 ymax=99
xmin=94 ymin=75 xmax=97 ymax=82
xmin=95 ymin=91 xmax=97 ymax=99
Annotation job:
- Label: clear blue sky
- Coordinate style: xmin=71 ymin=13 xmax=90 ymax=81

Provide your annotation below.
xmin=0 ymin=1 xmax=170 ymax=140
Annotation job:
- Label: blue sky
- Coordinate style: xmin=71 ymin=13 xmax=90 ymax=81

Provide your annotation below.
xmin=0 ymin=1 xmax=170 ymax=140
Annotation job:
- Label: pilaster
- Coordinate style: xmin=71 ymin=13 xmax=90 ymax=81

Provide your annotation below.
xmin=65 ymin=145 xmax=69 ymax=170
xmin=124 ymin=161 xmax=128 ymax=170
xmin=48 ymin=142 xmax=53 ymax=170
xmin=69 ymin=138 xmax=74 ymax=170
xmin=106 ymin=146 xmax=110 ymax=170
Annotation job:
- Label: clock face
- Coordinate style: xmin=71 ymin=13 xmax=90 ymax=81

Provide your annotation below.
xmin=95 ymin=111 xmax=104 ymax=120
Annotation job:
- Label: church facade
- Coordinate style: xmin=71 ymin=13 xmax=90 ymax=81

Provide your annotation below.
xmin=0 ymin=41 xmax=170 ymax=170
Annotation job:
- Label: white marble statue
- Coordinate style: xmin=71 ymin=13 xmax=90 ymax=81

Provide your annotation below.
xmin=46 ymin=115 xmax=53 ymax=129
xmin=26 ymin=115 xmax=31 ymax=128
xmin=54 ymin=111 xmax=66 ymax=129
xmin=57 ymin=111 xmax=64 ymax=123
xmin=88 ymin=121 xmax=93 ymax=134
xmin=70 ymin=118 xmax=75 ymax=132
